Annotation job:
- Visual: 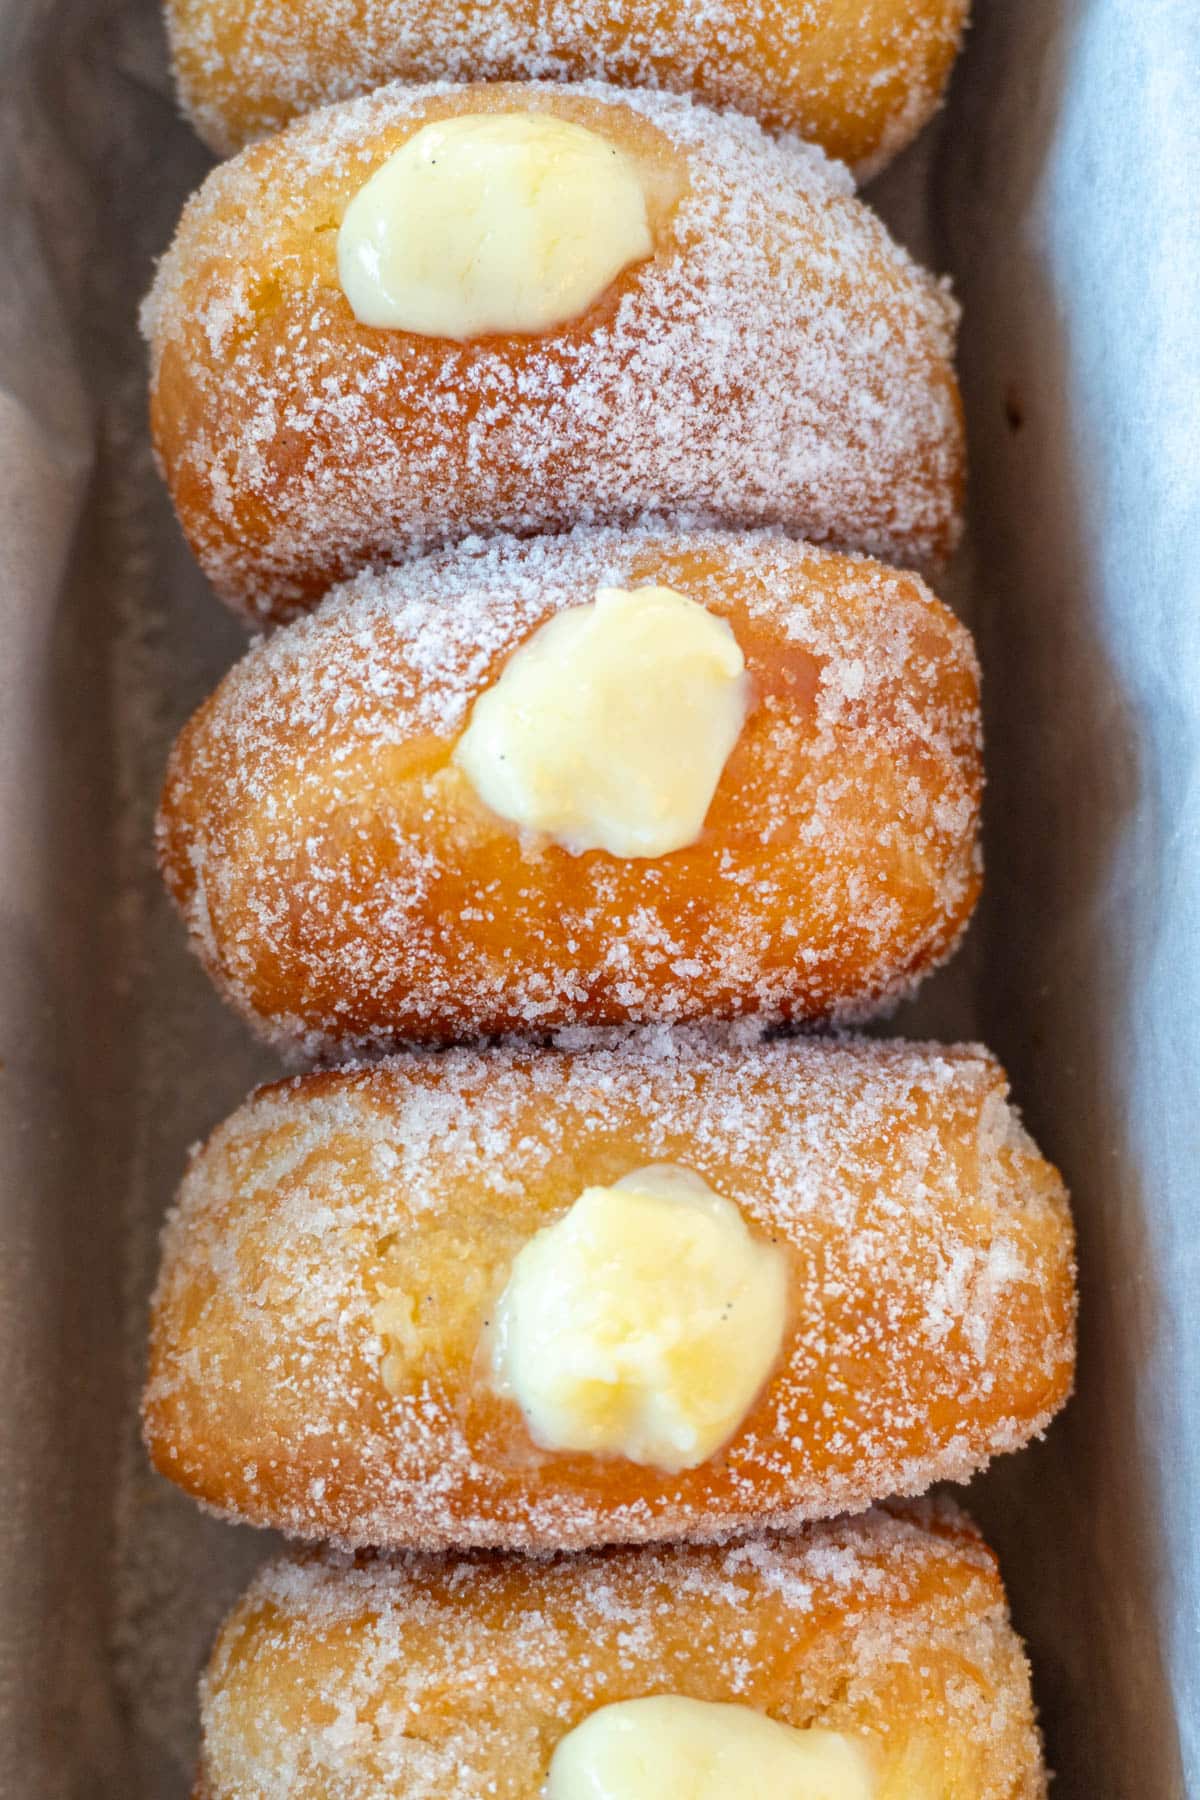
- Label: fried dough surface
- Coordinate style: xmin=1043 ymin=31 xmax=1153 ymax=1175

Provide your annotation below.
xmin=157 ymin=530 xmax=983 ymax=1055
xmin=166 ymin=0 xmax=969 ymax=173
xmin=144 ymin=1032 xmax=1076 ymax=1551
xmin=195 ymin=1502 xmax=1046 ymax=1798
xmin=143 ymin=83 xmax=964 ymax=621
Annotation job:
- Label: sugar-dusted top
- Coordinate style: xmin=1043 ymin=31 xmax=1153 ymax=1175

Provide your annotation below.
xmin=185 ymin=525 xmax=976 ymax=742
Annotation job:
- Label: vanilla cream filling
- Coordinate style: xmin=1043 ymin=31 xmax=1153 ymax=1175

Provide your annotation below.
xmin=547 ymin=1697 xmax=877 ymax=1799
xmin=489 ymin=1165 xmax=786 ymax=1471
xmin=337 ymin=111 xmax=653 ymax=338
xmin=454 ymin=584 xmax=749 ymax=857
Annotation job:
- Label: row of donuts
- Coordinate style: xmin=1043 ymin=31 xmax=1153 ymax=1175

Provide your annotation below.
xmin=141 ymin=8 xmax=1075 ymax=1796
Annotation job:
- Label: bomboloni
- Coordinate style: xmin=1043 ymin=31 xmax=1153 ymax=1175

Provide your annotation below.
xmin=192 ymin=1502 xmax=1048 ymax=1798
xmin=142 ymin=82 xmax=965 ymax=622
xmin=143 ymin=1032 xmax=1076 ymax=1552
xmin=156 ymin=529 xmax=983 ymax=1055
xmin=165 ymin=0 xmax=970 ymax=174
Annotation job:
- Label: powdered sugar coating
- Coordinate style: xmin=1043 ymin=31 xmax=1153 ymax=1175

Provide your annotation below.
xmin=157 ymin=528 xmax=983 ymax=1058
xmin=142 ymin=81 xmax=964 ymax=622
xmin=197 ymin=1501 xmax=1047 ymax=1798
xmin=144 ymin=1030 xmax=1076 ymax=1553
xmin=167 ymin=0 xmax=969 ymax=173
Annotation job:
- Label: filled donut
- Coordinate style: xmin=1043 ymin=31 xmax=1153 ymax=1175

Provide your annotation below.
xmin=144 ymin=1031 xmax=1076 ymax=1552
xmin=194 ymin=1501 xmax=1046 ymax=1798
xmin=166 ymin=0 xmax=970 ymax=175
xmin=142 ymin=82 xmax=965 ymax=622
xmin=157 ymin=529 xmax=983 ymax=1055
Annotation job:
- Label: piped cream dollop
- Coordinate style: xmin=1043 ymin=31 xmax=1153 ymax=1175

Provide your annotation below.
xmin=337 ymin=111 xmax=653 ymax=338
xmin=453 ymin=585 xmax=749 ymax=857
xmin=489 ymin=1165 xmax=787 ymax=1471
xmin=547 ymin=1697 xmax=876 ymax=1799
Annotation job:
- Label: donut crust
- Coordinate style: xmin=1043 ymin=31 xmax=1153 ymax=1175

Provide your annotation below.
xmin=194 ymin=1502 xmax=1046 ymax=1799
xmin=166 ymin=0 xmax=969 ymax=174
xmin=156 ymin=530 xmax=983 ymax=1055
xmin=142 ymin=82 xmax=964 ymax=622
xmin=143 ymin=1033 xmax=1076 ymax=1552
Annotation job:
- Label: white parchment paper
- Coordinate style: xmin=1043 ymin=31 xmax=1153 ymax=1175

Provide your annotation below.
xmin=939 ymin=6 xmax=1199 ymax=1792
xmin=0 ymin=2 xmax=1195 ymax=1794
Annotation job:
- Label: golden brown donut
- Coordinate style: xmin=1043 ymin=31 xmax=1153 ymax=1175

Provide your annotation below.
xmin=143 ymin=1032 xmax=1076 ymax=1552
xmin=156 ymin=529 xmax=983 ymax=1056
xmin=142 ymin=81 xmax=965 ymax=623
xmin=194 ymin=1502 xmax=1046 ymax=1799
xmin=166 ymin=0 xmax=969 ymax=174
